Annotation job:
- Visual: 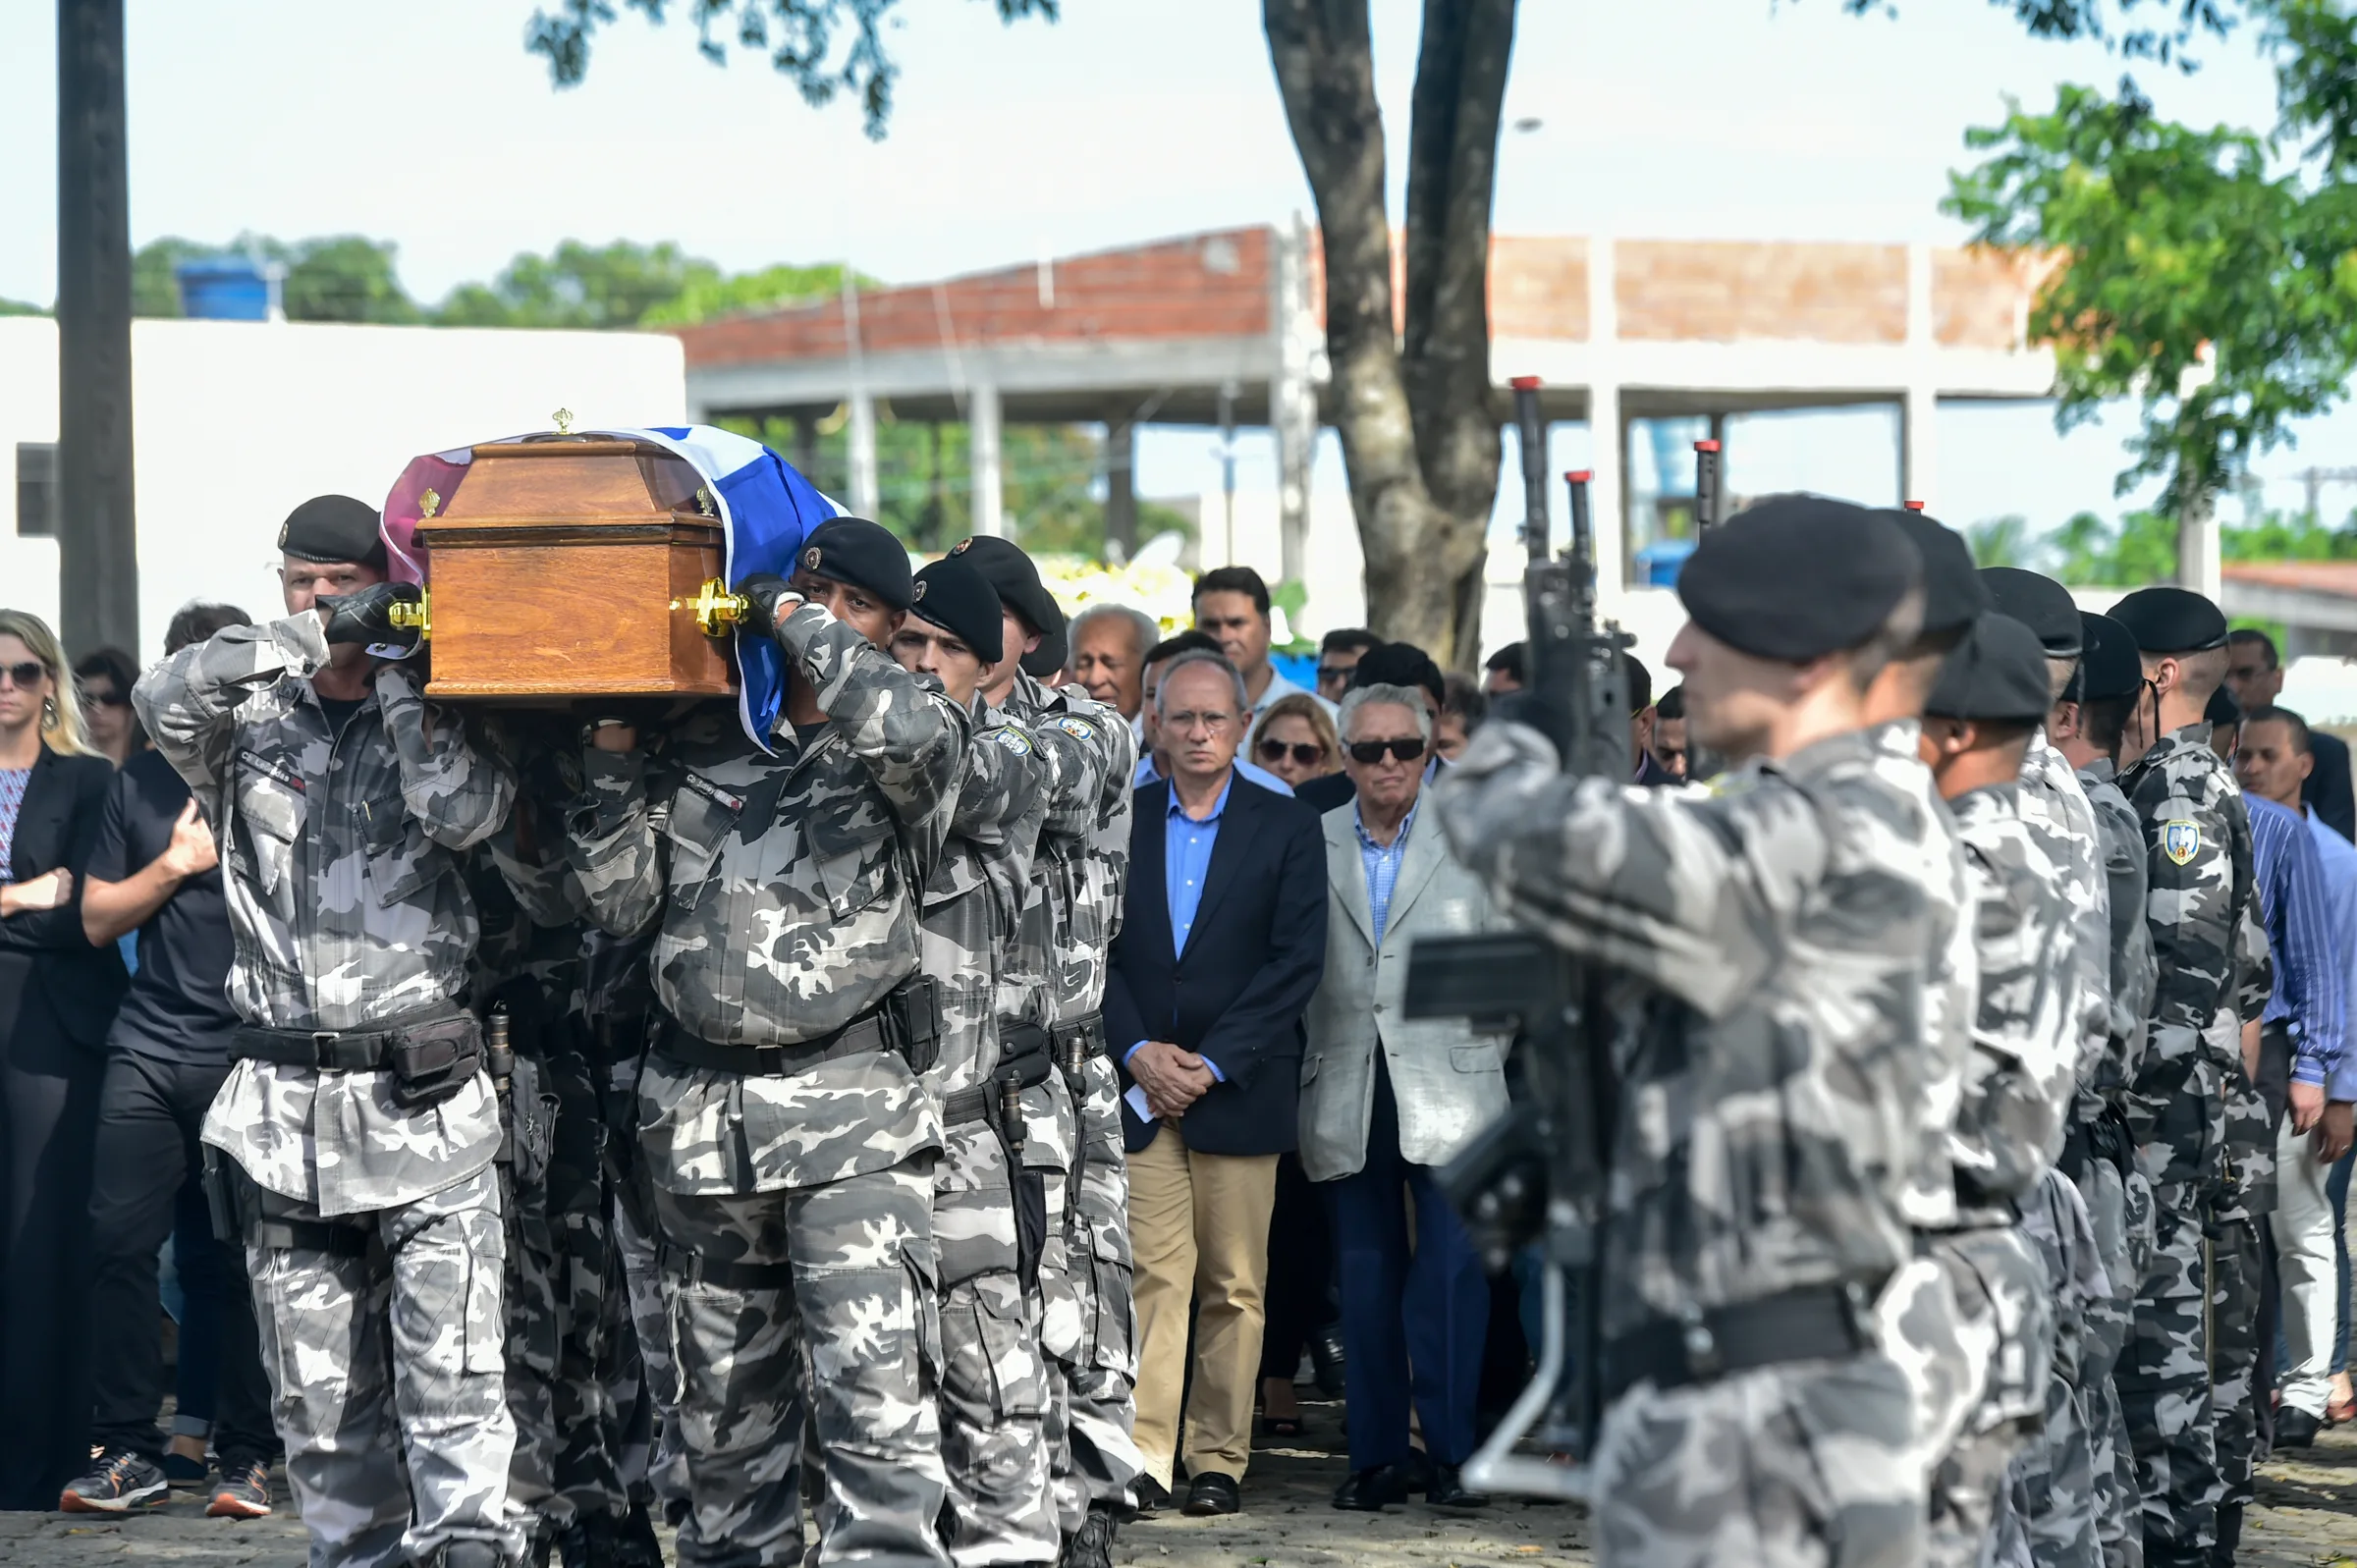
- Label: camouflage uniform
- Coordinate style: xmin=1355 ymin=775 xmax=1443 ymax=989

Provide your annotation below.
xmin=2209 ymin=900 xmax=2275 ymax=1543
xmin=2073 ymin=756 xmax=2158 ymax=1568
xmin=1991 ymin=739 xmax=2114 ymax=1567
xmin=134 ymin=615 xmax=524 ymax=1568
xmin=1438 ymin=724 xmax=1944 ymax=1568
xmin=1992 ymin=1169 xmax=2110 ymax=1568
xmin=2115 ymin=725 xmax=2259 ymax=1568
xmin=565 ymin=598 xmax=962 ymax=1568
xmin=995 ymin=672 xmax=1142 ymax=1541
xmin=922 ymin=703 xmax=1059 ymax=1566
xmin=1923 ymin=780 xmax=2076 ymax=1568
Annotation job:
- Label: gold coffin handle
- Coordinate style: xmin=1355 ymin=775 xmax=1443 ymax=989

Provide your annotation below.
xmin=674 ymin=578 xmax=749 ymax=639
xmin=387 ymin=589 xmax=432 ymax=642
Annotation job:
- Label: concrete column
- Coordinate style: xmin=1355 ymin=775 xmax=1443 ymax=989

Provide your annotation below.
xmin=1104 ymin=409 xmax=1136 ymax=561
xmin=842 ymin=273 xmax=879 ymax=517
xmin=970 ymin=379 xmax=1005 ymax=538
xmin=1901 ymin=243 xmax=1939 ymax=512
xmin=1271 ymin=213 xmax=1318 ymax=586
xmin=1587 ymin=238 xmax=1626 ymax=600
xmin=2179 ymin=489 xmax=2221 ymax=600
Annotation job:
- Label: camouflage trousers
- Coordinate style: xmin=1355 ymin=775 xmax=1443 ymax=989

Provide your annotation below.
xmin=1590 ymin=1349 xmax=1926 ymax=1568
xmin=2208 ymin=1213 xmax=2264 ymax=1515
xmin=545 ymin=1046 xmax=628 ymax=1525
xmin=654 ymin=1159 xmax=951 ymax=1568
xmin=1994 ymin=1169 xmax=2108 ymax=1568
xmin=2068 ymin=1151 xmax=2149 ymax=1568
xmin=605 ymin=1051 xmax=686 ymax=1519
xmin=2119 ymin=1186 xmax=2215 ymax=1568
xmin=933 ymin=1119 xmax=1058 ymax=1565
xmin=241 ymin=1160 xmax=526 ymax=1568
xmin=1054 ymin=1054 xmax=1143 ymax=1527
xmin=1925 ymin=1223 xmax=2055 ymax=1568
xmin=502 ymin=1054 xmax=567 ymax=1537
xmin=1022 ymin=1076 xmax=1084 ymax=1538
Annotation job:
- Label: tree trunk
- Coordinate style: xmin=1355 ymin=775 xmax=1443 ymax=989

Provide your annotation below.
xmin=57 ymin=0 xmax=139 ymax=659
xmin=1263 ymin=0 xmax=1514 ymax=669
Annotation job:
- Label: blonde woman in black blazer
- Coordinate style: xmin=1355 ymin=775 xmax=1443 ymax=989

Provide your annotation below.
xmin=0 ymin=609 xmax=128 ymax=1506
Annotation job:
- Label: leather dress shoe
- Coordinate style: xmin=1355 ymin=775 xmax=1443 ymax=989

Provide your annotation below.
xmin=1397 ymin=1446 xmax=1434 ymax=1494
xmin=2275 ymin=1404 xmax=2323 ymax=1448
xmin=1131 ymin=1475 xmax=1173 ymax=1516
xmin=1426 ymin=1462 xmax=1490 ymax=1509
xmin=1332 ymin=1464 xmax=1406 ymax=1511
xmin=1308 ymin=1325 xmax=1347 ymax=1399
xmin=1182 ymin=1471 xmax=1241 ymax=1516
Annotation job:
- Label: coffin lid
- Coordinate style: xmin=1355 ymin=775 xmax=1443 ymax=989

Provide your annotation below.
xmin=417 ymin=434 xmax=720 ymax=527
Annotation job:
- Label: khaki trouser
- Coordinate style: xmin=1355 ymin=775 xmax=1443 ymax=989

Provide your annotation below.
xmin=1124 ymin=1119 xmax=1278 ymax=1488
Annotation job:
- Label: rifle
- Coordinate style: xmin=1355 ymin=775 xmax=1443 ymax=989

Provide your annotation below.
xmin=1403 ymin=376 xmax=1631 ymax=1501
xmin=1680 ymin=437 xmax=1729 ymax=783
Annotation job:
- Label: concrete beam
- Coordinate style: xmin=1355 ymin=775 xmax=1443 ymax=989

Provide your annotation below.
xmin=2220 ymin=579 xmax=2357 ymax=634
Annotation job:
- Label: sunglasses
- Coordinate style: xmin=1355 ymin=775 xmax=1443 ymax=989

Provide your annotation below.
xmin=1316 ymin=665 xmax=1355 ymax=684
xmin=1345 ymin=736 xmax=1427 ymax=766
xmin=1256 ymin=738 xmax=1326 ymax=768
xmin=0 ymin=661 xmax=47 ymax=690
xmin=82 ymin=687 xmax=130 ymax=708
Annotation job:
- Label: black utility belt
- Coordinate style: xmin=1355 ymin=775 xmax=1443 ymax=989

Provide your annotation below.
xmin=654 ymin=977 xmax=940 ymax=1078
xmin=1603 ymin=1280 xmax=1881 ymax=1403
xmin=1052 ymin=1011 xmax=1105 ymax=1073
xmin=231 ymin=1006 xmax=483 ymax=1111
xmin=943 ymin=1023 xmax=1059 ymax=1128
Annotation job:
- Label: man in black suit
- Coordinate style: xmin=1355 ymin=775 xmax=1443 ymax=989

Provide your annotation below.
xmin=1110 ymin=649 xmax=1326 ymax=1519
xmin=2228 ymin=629 xmax=2355 ymax=840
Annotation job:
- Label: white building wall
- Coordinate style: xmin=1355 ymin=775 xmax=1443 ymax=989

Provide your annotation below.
xmin=1 ymin=317 xmax=685 ymax=659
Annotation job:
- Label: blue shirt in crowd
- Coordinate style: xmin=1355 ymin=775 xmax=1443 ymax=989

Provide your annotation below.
xmin=2302 ymin=802 xmax=2357 ymax=1102
xmin=1355 ymin=796 xmax=1420 ymax=947
xmin=2247 ymin=790 xmax=2346 ymax=1088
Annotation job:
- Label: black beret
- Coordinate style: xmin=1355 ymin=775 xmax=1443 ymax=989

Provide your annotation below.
xmin=2206 ymin=683 xmax=2242 ymax=730
xmin=1978 ymin=568 xmax=2081 ymax=658
xmin=1876 ymin=509 xmax=1987 ymax=639
xmin=1348 ymin=641 xmax=1445 ymax=707
xmin=2109 ymin=585 xmax=2229 ymax=654
xmin=797 ymin=516 xmax=912 ymax=611
xmin=1676 ymin=494 xmax=1919 ymax=662
xmin=277 ymin=495 xmax=387 ymax=569
xmin=2076 ymin=613 xmax=2143 ymax=703
xmin=908 ymin=557 xmax=1005 ymax=665
xmin=951 ymin=535 xmax=1068 ymax=676
xmin=1925 ymin=613 xmax=2054 ymax=725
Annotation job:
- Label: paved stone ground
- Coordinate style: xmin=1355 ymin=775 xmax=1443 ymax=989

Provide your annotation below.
xmin=3 ymin=1399 xmax=2347 ymax=1565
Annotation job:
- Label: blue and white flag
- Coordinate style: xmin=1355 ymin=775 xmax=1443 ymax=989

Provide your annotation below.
xmin=383 ymin=423 xmax=843 ymax=753
xmin=620 ymin=425 xmax=845 ymax=752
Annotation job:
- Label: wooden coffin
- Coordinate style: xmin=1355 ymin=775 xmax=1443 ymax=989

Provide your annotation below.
xmin=412 ymin=437 xmax=736 ymax=701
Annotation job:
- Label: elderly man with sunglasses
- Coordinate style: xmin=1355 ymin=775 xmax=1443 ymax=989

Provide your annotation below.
xmin=1297 ymin=682 xmax=1507 ymax=1512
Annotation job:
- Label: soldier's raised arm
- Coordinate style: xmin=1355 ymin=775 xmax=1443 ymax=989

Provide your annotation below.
xmin=565 ymin=735 xmax=665 ymax=939
xmin=777 ymin=599 xmax=964 ymax=829
xmin=133 ymin=614 xmax=326 ymax=823
xmin=1437 ymin=719 xmax=1829 ymax=1019
xmin=374 ymin=663 xmax=515 ymax=851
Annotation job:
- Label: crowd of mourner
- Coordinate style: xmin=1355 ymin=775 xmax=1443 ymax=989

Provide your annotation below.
xmin=0 ymin=487 xmax=2351 ymax=1568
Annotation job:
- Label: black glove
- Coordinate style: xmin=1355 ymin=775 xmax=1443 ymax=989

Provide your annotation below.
xmin=735 ymin=573 xmax=798 ymax=639
xmin=318 ymin=582 xmax=423 ymax=652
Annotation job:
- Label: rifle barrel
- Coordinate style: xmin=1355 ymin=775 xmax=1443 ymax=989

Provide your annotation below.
xmin=1692 ymin=439 xmax=1723 ymax=531
xmin=1511 ymin=376 xmax=1550 ymax=561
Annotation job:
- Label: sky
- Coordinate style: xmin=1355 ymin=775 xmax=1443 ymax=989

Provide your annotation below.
xmin=2 ymin=0 xmax=2348 ymax=541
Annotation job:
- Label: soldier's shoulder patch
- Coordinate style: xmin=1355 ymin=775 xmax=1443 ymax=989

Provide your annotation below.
xmin=990 ymin=726 xmax=1033 ymax=757
xmin=1052 ymin=715 xmax=1097 ymax=741
xmin=2163 ymin=819 xmax=2202 ymax=866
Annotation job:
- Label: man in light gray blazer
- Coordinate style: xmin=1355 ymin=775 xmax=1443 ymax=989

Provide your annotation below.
xmin=1297 ymin=682 xmax=1508 ymax=1514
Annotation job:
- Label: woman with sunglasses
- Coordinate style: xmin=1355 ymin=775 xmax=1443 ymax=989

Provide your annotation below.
xmin=0 ymin=609 xmax=130 ymax=1506
xmin=1247 ymin=693 xmax=1342 ymax=790
xmin=74 ymin=647 xmax=145 ymax=769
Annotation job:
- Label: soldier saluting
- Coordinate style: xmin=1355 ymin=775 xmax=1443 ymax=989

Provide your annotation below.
xmin=1437 ymin=496 xmax=1943 ymax=1567
xmin=133 ymin=494 xmax=523 ymax=1568
xmin=566 ymin=515 xmax=963 ymax=1568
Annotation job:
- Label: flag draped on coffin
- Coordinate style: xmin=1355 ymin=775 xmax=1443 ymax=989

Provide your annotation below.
xmin=379 ymin=424 xmax=844 ymax=754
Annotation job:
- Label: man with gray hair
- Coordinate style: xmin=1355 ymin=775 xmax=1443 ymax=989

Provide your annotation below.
xmin=1110 ymin=645 xmax=1326 ymax=1518
xmin=1299 ymin=683 xmax=1503 ymax=1511
xmin=1069 ymin=604 xmax=1162 ymax=734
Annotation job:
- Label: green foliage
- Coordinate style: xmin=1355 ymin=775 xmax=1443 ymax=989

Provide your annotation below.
xmin=436 ymin=240 xmax=712 ymax=330
xmin=1941 ymin=4 xmax=2357 ymax=517
xmin=2002 ymin=504 xmax=2357 ymax=583
xmin=719 ymin=409 xmax=1192 ymax=561
xmin=639 ymin=261 xmax=862 ymax=326
xmin=1966 ymin=514 xmax=2038 ymax=568
xmin=1837 ymin=1 xmax=2244 ymax=68
xmin=0 ymin=297 xmax=49 ymax=317
xmin=527 ymin=0 xmax=1059 ymax=138
xmin=131 ymin=235 xmax=422 ymax=323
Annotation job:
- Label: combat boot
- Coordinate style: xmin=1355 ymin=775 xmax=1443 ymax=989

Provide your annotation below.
xmin=433 ymin=1541 xmax=509 ymax=1568
xmin=1057 ymin=1503 xmax=1117 ymax=1568
xmin=613 ymin=1502 xmax=666 ymax=1568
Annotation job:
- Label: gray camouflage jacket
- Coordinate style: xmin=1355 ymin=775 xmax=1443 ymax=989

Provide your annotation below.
xmin=1437 ymin=722 xmax=1941 ymax=1336
xmin=135 ymin=614 xmax=518 ymax=1213
xmin=2077 ymin=756 xmax=2157 ymax=1109
xmin=2121 ymin=724 xmax=2258 ymax=1193
xmin=564 ymin=601 xmax=966 ymax=1194
xmin=1946 ymin=782 xmax=2077 ymax=1221
xmin=921 ymin=703 xmax=1049 ymax=1099
xmin=2017 ymin=733 xmax=2113 ymax=1100
xmin=998 ymin=672 xmax=1135 ymax=1024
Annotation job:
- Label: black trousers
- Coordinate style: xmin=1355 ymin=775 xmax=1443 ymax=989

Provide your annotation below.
xmin=1257 ymin=1152 xmax=1337 ymax=1383
xmin=84 ymin=1050 xmax=273 ymax=1468
xmin=0 ymin=1000 xmax=101 ymax=1507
